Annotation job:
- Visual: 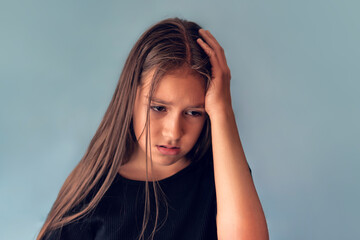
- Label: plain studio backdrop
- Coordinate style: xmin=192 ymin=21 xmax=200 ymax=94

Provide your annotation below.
xmin=1 ymin=0 xmax=359 ymax=239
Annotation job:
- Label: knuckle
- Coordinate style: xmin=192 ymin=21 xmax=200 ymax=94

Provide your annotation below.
xmin=225 ymin=68 xmax=231 ymax=79
xmin=208 ymin=50 xmax=215 ymax=57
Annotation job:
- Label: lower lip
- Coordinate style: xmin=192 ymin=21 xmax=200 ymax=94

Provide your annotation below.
xmin=156 ymin=146 xmax=181 ymax=155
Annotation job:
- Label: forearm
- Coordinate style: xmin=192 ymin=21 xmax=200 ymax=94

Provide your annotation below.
xmin=210 ymin=107 xmax=268 ymax=240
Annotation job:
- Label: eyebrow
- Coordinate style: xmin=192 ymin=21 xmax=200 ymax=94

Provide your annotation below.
xmin=148 ymin=96 xmax=205 ymax=108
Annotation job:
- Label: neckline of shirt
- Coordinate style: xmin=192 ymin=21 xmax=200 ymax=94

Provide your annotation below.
xmin=115 ymin=159 xmax=199 ymax=185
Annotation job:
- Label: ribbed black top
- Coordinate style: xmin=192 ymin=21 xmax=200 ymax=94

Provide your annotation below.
xmin=45 ymin=157 xmax=219 ymax=240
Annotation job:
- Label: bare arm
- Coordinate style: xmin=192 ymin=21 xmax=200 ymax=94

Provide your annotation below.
xmin=197 ymin=29 xmax=269 ymax=240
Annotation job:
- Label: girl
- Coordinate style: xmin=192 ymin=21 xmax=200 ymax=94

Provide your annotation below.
xmin=38 ymin=17 xmax=269 ymax=240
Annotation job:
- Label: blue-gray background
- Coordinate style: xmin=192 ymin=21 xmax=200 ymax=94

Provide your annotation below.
xmin=1 ymin=0 xmax=359 ymax=239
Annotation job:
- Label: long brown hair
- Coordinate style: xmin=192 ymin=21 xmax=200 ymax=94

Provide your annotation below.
xmin=37 ymin=17 xmax=213 ymax=240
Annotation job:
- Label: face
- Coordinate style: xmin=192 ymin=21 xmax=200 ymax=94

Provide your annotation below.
xmin=131 ymin=66 xmax=206 ymax=168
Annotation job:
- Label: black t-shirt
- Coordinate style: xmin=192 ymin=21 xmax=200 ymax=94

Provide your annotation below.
xmin=45 ymin=157 xmax=221 ymax=240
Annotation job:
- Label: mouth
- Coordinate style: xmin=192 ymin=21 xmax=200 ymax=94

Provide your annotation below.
xmin=156 ymin=145 xmax=181 ymax=155
xmin=158 ymin=145 xmax=180 ymax=149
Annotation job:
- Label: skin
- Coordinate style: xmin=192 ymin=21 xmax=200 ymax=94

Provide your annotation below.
xmin=120 ymin=28 xmax=269 ymax=239
xmin=197 ymin=29 xmax=269 ymax=239
xmin=119 ymin=66 xmax=207 ymax=181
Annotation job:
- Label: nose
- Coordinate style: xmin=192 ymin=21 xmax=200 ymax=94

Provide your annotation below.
xmin=162 ymin=113 xmax=183 ymax=142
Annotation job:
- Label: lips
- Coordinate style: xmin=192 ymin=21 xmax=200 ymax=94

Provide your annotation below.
xmin=158 ymin=145 xmax=180 ymax=149
xmin=156 ymin=145 xmax=181 ymax=155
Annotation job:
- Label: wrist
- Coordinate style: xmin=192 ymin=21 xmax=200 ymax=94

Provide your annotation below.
xmin=206 ymin=103 xmax=235 ymax=122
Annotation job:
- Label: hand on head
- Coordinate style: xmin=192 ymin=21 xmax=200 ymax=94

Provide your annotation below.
xmin=197 ymin=29 xmax=232 ymax=117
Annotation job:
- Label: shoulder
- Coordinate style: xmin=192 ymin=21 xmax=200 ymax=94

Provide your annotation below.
xmin=43 ymin=217 xmax=98 ymax=240
xmin=43 ymin=174 xmax=118 ymax=240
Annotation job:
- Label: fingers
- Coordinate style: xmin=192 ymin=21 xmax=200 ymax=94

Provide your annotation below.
xmin=199 ymin=29 xmax=222 ymax=53
xmin=197 ymin=29 xmax=229 ymax=73
xmin=197 ymin=37 xmax=220 ymax=72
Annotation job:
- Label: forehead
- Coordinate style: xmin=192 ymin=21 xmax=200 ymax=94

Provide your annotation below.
xmin=140 ymin=67 xmax=206 ymax=100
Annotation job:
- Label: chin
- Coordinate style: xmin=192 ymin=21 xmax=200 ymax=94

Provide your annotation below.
xmin=150 ymin=154 xmax=184 ymax=166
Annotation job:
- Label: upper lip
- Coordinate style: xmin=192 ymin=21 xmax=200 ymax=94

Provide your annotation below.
xmin=157 ymin=145 xmax=180 ymax=149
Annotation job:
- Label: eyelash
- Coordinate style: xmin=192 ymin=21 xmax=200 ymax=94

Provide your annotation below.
xmin=150 ymin=105 xmax=203 ymax=117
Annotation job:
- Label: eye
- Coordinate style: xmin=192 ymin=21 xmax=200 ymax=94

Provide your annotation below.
xmin=150 ymin=105 xmax=166 ymax=112
xmin=186 ymin=111 xmax=203 ymax=117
